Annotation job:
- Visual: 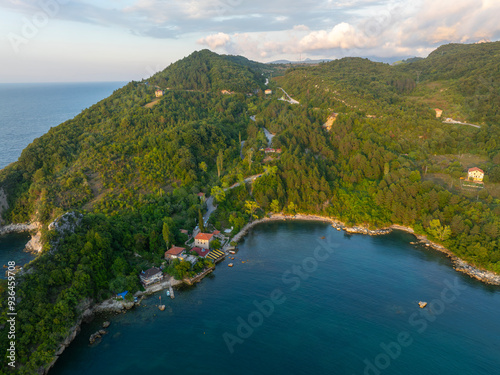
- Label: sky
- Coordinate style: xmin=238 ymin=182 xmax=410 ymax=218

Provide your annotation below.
xmin=0 ymin=0 xmax=499 ymax=83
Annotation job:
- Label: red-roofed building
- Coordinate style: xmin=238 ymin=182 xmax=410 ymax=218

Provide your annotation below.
xmin=468 ymin=167 xmax=484 ymax=182
xmin=165 ymin=246 xmax=186 ymax=260
xmin=191 ymin=246 xmax=210 ymax=258
xmin=194 ymin=233 xmax=214 ymax=249
xmin=213 ymin=230 xmax=220 ymax=236
xmin=197 ymin=192 xmax=206 ymax=202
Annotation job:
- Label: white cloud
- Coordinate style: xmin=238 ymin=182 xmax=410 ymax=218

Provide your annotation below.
xmin=197 ymin=32 xmax=231 ymax=49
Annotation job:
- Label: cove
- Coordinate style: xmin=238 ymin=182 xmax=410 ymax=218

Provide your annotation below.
xmin=50 ymin=221 xmax=500 ymax=375
xmin=0 ymin=232 xmax=33 ymax=278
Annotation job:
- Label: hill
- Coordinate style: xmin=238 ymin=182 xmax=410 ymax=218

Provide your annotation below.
xmin=1 ymin=43 xmax=500 ymax=374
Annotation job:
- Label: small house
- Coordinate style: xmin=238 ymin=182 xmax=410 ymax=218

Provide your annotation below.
xmin=165 ymin=246 xmax=186 ymax=260
xmin=265 ymin=148 xmax=276 ymax=153
xmin=140 ymin=267 xmax=164 ymax=286
xmin=155 ymin=90 xmax=164 ymax=98
xmin=434 ymin=108 xmax=443 ymax=118
xmin=468 ymin=167 xmax=484 ymax=182
xmin=194 ymin=232 xmax=214 ymax=249
xmin=197 ymin=192 xmax=206 ymax=202
xmin=265 ymin=89 xmax=273 ymax=95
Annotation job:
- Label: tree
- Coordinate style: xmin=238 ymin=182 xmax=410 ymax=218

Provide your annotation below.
xmin=199 ymin=161 xmax=207 ymax=172
xmin=287 ymin=201 xmax=297 ymax=215
xmin=162 ymin=221 xmax=171 ymax=248
xmin=246 ymin=148 xmax=254 ymax=170
xmin=216 ymin=149 xmax=224 ymax=178
xmin=428 ymin=219 xmax=451 ymax=241
xmin=270 ymin=199 xmax=280 ymax=213
xmin=211 ymin=238 xmax=222 ymax=249
xmin=211 ymin=185 xmax=226 ymax=203
xmin=245 ymin=200 xmax=260 ymax=220
xmin=198 ymin=208 xmax=205 ymax=232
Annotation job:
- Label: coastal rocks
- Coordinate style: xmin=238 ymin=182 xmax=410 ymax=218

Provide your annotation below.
xmin=103 ymin=321 xmax=111 ymax=328
xmin=453 ymin=259 xmax=500 ymax=285
xmin=25 ymin=230 xmax=43 ymax=253
xmin=89 ymin=330 xmax=108 ymax=345
xmin=0 ymin=222 xmax=40 ymax=236
xmin=344 ymin=227 xmax=392 ymax=236
xmin=94 ymin=298 xmax=135 ymax=313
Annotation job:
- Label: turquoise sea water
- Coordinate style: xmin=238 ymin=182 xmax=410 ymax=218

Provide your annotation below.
xmin=0 ymin=232 xmax=32 ymax=278
xmin=50 ymin=221 xmax=500 ymax=375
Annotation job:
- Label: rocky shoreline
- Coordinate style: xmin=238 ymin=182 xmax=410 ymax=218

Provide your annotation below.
xmin=229 ymin=214 xmax=500 ymax=286
xmin=42 ymin=276 xmax=184 ymax=374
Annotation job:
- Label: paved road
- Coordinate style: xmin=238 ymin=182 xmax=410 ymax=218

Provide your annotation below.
xmin=203 ymin=173 xmax=263 ymax=225
xmin=263 ymin=128 xmax=274 ymax=146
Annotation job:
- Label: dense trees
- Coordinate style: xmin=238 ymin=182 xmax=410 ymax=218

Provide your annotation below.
xmin=1 ymin=44 xmax=500 ymax=373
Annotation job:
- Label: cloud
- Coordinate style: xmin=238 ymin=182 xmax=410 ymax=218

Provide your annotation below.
xmin=195 ymin=0 xmax=500 ymax=61
xmin=198 ymin=32 xmax=231 ymax=49
xmin=1 ymin=0 xmax=499 ymax=58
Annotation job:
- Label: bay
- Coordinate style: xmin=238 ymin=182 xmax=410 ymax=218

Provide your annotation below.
xmin=50 ymin=221 xmax=500 ymax=375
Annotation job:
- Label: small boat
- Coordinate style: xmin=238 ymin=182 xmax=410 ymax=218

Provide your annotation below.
xmin=166 ymin=290 xmax=170 ymax=297
xmin=229 ymin=250 xmax=236 ymax=254
xmin=159 ymin=305 xmax=165 ymax=311
xmin=320 ymin=236 xmax=325 ymax=239
xmin=418 ymin=301 xmax=427 ymax=308
xmin=228 ymin=263 xmax=234 ymax=267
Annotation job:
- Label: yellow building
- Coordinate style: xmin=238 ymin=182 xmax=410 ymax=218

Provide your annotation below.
xmin=468 ymin=167 xmax=484 ymax=182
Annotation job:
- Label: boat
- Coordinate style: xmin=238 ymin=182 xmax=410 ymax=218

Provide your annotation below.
xmin=418 ymin=301 xmax=427 ymax=308
xmin=228 ymin=263 xmax=234 ymax=267
xmin=166 ymin=290 xmax=170 ymax=297
xmin=169 ymin=285 xmax=175 ymax=299
xmin=229 ymin=250 xmax=236 ymax=254
xmin=159 ymin=296 xmax=165 ymax=310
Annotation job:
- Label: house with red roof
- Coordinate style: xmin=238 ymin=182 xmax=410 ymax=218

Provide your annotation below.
xmin=194 ymin=232 xmax=214 ymax=249
xmin=468 ymin=167 xmax=484 ymax=182
xmin=165 ymin=246 xmax=186 ymax=260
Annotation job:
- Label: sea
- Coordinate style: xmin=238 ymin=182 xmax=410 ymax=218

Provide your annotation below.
xmin=2 ymin=83 xmax=500 ymax=375
xmin=50 ymin=222 xmax=500 ymax=375
xmin=0 ymin=82 xmax=125 ymax=272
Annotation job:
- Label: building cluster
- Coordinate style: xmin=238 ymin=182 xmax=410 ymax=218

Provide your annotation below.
xmin=139 ymin=230 xmax=225 ymax=287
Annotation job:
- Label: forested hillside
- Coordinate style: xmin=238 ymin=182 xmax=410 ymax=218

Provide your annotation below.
xmin=1 ymin=43 xmax=499 ymax=374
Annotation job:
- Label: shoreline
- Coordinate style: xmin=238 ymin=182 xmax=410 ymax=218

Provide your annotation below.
xmin=227 ymin=213 xmax=500 ymax=286
xmin=42 ymin=213 xmax=499 ymax=373
xmin=43 ymin=276 xmax=185 ymax=374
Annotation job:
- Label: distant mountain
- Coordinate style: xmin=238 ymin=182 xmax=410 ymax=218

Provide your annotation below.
xmin=268 ymin=58 xmax=333 ymax=65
